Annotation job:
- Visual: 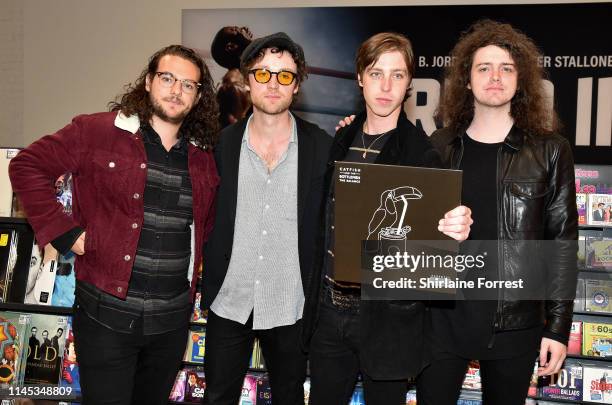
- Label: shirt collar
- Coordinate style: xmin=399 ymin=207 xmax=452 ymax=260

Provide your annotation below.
xmin=243 ymin=112 xmax=298 ymax=146
xmin=141 ymin=124 xmax=189 ymax=154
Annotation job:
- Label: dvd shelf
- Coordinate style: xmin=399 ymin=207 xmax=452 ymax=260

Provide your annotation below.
xmin=0 ymin=167 xmax=81 ymax=404
xmin=0 ymin=216 xmax=81 ymax=405
xmin=529 ymin=164 xmax=612 ymax=405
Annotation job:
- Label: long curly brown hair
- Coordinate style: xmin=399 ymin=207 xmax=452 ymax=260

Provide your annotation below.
xmin=438 ymin=19 xmax=558 ymax=135
xmin=108 ymin=45 xmax=219 ymax=149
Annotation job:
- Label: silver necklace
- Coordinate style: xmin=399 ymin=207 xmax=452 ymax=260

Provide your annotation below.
xmin=361 ymin=127 xmax=390 ymax=159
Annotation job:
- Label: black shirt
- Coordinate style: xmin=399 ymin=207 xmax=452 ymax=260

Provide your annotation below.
xmin=430 ymin=133 xmax=542 ymax=360
xmin=323 ymin=128 xmax=395 ymax=311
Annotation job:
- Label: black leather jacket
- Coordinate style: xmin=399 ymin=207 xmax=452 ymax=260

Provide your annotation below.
xmin=430 ymin=126 xmax=578 ymax=343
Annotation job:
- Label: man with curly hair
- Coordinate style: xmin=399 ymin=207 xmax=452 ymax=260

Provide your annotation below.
xmin=417 ymin=20 xmax=578 ymax=405
xmin=9 ymin=45 xmax=219 ymax=404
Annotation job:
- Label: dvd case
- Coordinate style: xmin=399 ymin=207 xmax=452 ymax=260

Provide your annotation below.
xmin=582 ymin=322 xmax=612 ymax=358
xmin=540 ymin=361 xmax=583 ymax=401
xmin=582 ymin=365 xmax=612 ymax=403
xmin=0 ymin=312 xmax=30 ymax=386
xmin=588 ymin=194 xmax=612 ymax=227
xmin=23 ymin=313 xmax=68 ymax=385
xmin=585 ymin=279 xmax=612 ymax=313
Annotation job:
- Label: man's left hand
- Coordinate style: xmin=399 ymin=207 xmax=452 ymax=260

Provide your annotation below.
xmin=335 ymin=115 xmax=356 ymax=131
xmin=537 ymin=337 xmax=567 ymax=376
xmin=438 ymin=205 xmax=472 ymax=241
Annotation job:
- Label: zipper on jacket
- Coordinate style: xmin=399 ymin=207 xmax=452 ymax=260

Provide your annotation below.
xmin=494 ymin=147 xmax=505 ymax=333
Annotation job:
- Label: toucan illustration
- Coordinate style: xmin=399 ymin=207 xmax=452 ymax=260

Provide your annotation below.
xmin=367 ymin=186 xmax=423 ymax=242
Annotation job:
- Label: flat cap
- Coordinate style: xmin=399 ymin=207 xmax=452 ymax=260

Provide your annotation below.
xmin=240 ymin=32 xmax=304 ymax=69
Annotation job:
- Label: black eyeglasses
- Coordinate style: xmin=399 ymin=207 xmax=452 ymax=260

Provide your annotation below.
xmin=248 ymin=69 xmax=297 ymax=85
xmin=155 ymin=72 xmax=201 ymax=94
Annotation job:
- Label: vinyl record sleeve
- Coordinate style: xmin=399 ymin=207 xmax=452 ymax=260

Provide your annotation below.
xmin=333 ymin=162 xmax=462 ymax=284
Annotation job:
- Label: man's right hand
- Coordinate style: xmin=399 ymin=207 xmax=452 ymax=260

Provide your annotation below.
xmin=42 ymin=244 xmax=59 ymax=264
xmin=71 ymin=232 xmax=86 ymax=255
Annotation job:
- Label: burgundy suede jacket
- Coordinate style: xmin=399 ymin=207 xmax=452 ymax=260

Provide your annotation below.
xmin=9 ymin=111 xmax=218 ymax=301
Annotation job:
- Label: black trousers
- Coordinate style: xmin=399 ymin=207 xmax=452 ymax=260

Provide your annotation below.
xmin=416 ymin=349 xmax=537 ymax=405
xmin=72 ymin=305 xmax=188 ymax=405
xmin=203 ymin=310 xmax=307 ymax=405
xmin=308 ymin=303 xmax=408 ymax=405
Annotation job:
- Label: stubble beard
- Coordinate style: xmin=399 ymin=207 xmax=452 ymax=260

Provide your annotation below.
xmin=150 ymin=95 xmax=191 ymax=125
xmin=252 ymin=94 xmax=293 ymax=116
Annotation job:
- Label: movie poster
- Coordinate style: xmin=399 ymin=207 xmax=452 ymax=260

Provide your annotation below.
xmin=183 ymin=4 xmax=611 ymax=164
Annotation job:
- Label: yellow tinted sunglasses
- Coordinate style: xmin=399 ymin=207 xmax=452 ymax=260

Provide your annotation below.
xmin=248 ymin=69 xmax=297 ymax=86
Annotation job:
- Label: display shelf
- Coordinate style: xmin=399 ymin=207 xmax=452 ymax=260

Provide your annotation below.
xmin=0 ymin=302 xmax=73 ymax=315
xmin=0 ymin=216 xmax=28 ymax=225
xmin=529 ymin=395 xmax=610 ymax=405
xmin=573 ymin=312 xmax=612 ymax=321
xmin=0 ymin=216 xmax=78 ymax=402
xmin=577 ymin=263 xmax=612 ymax=274
xmin=574 ymin=310 xmax=612 ymax=317
xmin=578 ymin=267 xmax=612 ymax=274
xmin=579 ymin=224 xmax=612 ymax=231
xmin=182 ymin=360 xmax=204 ymax=366
xmin=566 ymin=353 xmax=611 ymax=362
xmin=0 ymin=394 xmax=82 ymax=403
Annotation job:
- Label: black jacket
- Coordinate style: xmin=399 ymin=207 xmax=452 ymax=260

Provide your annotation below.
xmin=430 ymin=126 xmax=578 ymax=343
xmin=202 ymin=113 xmax=333 ymax=310
xmin=302 ymin=110 xmax=442 ymax=379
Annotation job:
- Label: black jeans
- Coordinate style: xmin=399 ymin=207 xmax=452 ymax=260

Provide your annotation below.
xmin=203 ymin=310 xmax=307 ymax=405
xmin=416 ymin=349 xmax=537 ymax=405
xmin=72 ymin=305 xmax=188 ymax=405
xmin=308 ymin=302 xmax=408 ymax=405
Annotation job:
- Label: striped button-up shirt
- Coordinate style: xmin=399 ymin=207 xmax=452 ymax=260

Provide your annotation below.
xmin=211 ymin=114 xmax=303 ymax=330
xmin=76 ymin=125 xmax=193 ymax=335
